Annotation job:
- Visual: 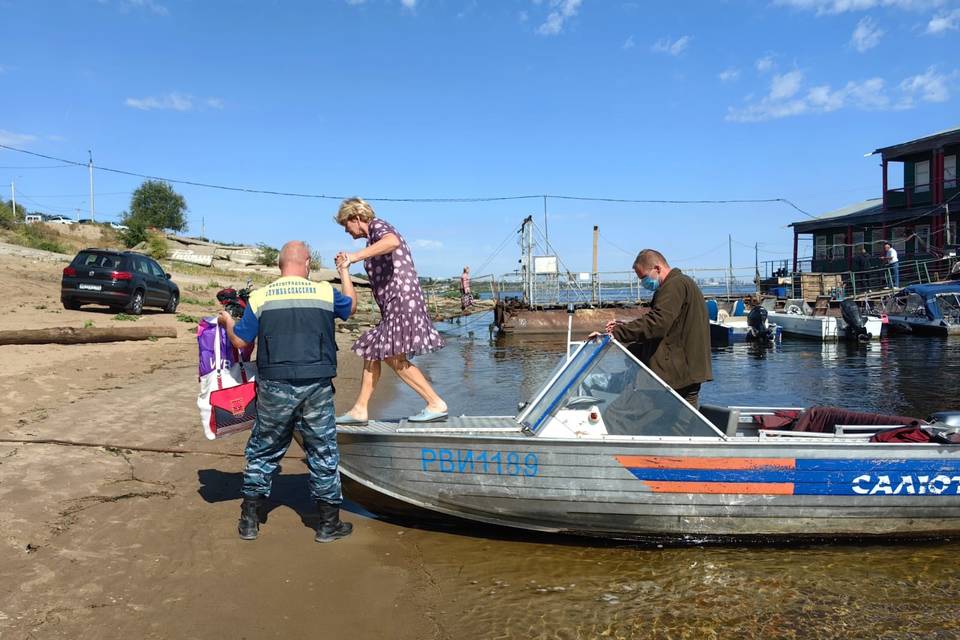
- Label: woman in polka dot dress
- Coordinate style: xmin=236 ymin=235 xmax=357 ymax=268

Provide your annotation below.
xmin=333 ymin=197 xmax=447 ymax=424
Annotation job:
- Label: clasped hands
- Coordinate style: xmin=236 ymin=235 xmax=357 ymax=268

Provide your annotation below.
xmin=335 ymin=251 xmax=358 ymax=272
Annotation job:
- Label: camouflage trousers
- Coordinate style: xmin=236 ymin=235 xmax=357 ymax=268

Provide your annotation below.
xmin=242 ymin=378 xmax=342 ymax=504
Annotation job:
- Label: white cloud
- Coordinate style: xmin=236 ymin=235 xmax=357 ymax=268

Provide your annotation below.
xmin=622 ymin=35 xmax=635 ymax=50
xmin=727 ymin=72 xmax=890 ymax=122
xmin=926 ymin=9 xmax=960 ymax=33
xmin=719 ymin=68 xmax=741 ymax=82
xmin=899 ymin=67 xmax=953 ymax=104
xmin=727 ymin=66 xmax=956 ymax=122
xmin=400 ymin=0 xmax=416 ymax=8
xmin=345 ymin=0 xmax=366 ymax=5
xmin=850 ymin=16 xmax=884 ymax=51
xmin=124 ymin=92 xmax=224 ymax=112
xmin=651 ymin=35 xmax=691 ymax=56
xmin=122 ymin=0 xmax=169 ymax=15
xmin=774 ymin=0 xmax=942 ymax=15
xmin=0 ymin=130 xmax=37 ymax=146
xmin=770 ymin=70 xmax=804 ymax=99
xmin=536 ymin=0 xmax=583 ymax=36
xmin=755 ymin=55 xmax=775 ymax=73
xmin=414 ymin=239 xmax=444 ymax=249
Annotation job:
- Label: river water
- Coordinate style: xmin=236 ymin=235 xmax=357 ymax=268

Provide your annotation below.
xmin=359 ymin=311 xmax=960 ymax=640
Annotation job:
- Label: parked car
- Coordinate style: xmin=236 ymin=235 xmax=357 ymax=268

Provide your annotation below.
xmin=47 ymin=216 xmax=75 ymax=225
xmin=110 ymin=221 xmax=129 ymax=230
xmin=24 ymin=214 xmax=42 ymax=224
xmin=61 ymin=249 xmax=180 ymax=314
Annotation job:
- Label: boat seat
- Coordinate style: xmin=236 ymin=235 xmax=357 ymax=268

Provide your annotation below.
xmin=699 ymin=404 xmax=742 ymax=437
xmin=705 ymin=299 xmax=719 ymax=321
xmin=732 ymin=300 xmax=746 ymax=316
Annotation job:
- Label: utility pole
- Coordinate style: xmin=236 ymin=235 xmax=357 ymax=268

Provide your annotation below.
xmin=543 ymin=195 xmax=549 ymax=251
xmin=88 ymin=150 xmax=95 ymax=222
xmin=592 ymin=225 xmax=599 ymax=305
xmin=201 ymin=216 xmax=206 ymax=240
xmin=727 ymin=234 xmax=733 ymax=299
xmin=11 ymin=179 xmax=16 ymax=222
xmin=755 ymin=242 xmax=760 ymax=296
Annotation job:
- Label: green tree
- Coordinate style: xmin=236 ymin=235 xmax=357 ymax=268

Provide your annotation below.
xmin=257 ymin=243 xmax=280 ymax=266
xmin=123 ymin=180 xmax=187 ymax=232
xmin=118 ymin=212 xmax=149 ymax=247
xmin=0 ymin=199 xmax=27 ymax=229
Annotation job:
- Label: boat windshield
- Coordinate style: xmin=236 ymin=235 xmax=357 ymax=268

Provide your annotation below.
xmin=935 ymin=294 xmax=960 ymax=324
xmin=516 ymin=335 xmax=721 ymax=438
xmin=887 ymin=292 xmax=927 ymax=318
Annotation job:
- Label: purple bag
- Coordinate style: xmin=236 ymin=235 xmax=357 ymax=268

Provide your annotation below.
xmin=197 ymin=316 xmax=253 ymax=378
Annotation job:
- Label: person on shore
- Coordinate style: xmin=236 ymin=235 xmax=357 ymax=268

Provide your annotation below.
xmin=882 ymin=241 xmax=900 ymax=289
xmin=333 ymin=198 xmax=448 ymax=424
xmin=459 ymin=266 xmax=474 ymax=312
xmin=219 ymin=240 xmax=357 ymax=543
xmin=593 ymin=248 xmax=712 ymax=409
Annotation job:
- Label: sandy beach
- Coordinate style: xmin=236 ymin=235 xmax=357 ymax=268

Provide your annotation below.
xmin=0 ymin=247 xmax=444 ymax=640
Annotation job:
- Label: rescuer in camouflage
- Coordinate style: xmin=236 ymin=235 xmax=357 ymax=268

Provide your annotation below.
xmin=219 ymin=240 xmax=357 ymax=543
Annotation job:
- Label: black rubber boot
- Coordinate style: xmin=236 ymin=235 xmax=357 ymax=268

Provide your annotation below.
xmin=314 ymin=501 xmax=353 ymax=543
xmin=238 ymin=497 xmax=264 ymax=540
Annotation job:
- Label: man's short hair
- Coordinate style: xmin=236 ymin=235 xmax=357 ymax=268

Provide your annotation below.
xmin=633 ymin=249 xmax=669 ymax=270
xmin=883 ymin=241 xmax=892 ymax=247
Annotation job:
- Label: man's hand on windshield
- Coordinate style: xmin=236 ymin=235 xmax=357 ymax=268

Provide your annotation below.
xmin=604 ymin=319 xmax=624 ymax=333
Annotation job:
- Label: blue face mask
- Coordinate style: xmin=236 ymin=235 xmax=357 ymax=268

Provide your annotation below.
xmin=641 ymin=275 xmax=660 ymax=292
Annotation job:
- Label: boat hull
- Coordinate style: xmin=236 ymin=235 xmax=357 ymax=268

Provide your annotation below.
xmin=495 ymin=304 xmax=648 ymax=334
xmin=338 ymin=421 xmax=960 ymax=539
xmin=709 ymin=320 xmax=782 ymax=346
xmin=885 ymin=315 xmax=959 ymax=336
xmin=768 ymin=313 xmax=883 ymax=341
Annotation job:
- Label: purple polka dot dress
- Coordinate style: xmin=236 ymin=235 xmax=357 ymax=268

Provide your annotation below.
xmin=351 ymin=218 xmax=446 ymax=361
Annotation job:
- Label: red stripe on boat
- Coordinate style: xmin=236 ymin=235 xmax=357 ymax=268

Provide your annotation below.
xmin=616 ymin=456 xmax=795 ymax=470
xmin=643 ymin=481 xmax=796 ymax=495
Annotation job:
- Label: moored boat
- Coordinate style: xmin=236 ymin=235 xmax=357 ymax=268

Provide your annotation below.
xmin=768 ymin=299 xmax=883 ymax=342
xmin=337 ymin=336 xmax=960 ymax=540
xmin=884 ymin=281 xmax=960 ymax=336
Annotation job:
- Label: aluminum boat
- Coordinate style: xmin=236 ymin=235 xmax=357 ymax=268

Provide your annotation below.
xmin=337 ymin=336 xmax=960 ymax=539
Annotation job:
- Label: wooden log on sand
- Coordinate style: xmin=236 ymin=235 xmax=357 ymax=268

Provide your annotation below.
xmin=0 ymin=326 xmax=177 ymax=346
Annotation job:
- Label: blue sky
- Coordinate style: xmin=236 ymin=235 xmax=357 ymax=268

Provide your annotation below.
xmin=2 ymin=0 xmax=958 ymax=278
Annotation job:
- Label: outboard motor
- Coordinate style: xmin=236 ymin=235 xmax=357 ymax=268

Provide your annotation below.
xmin=746 ymin=306 xmax=774 ymax=343
xmin=841 ymin=298 xmax=871 ymax=342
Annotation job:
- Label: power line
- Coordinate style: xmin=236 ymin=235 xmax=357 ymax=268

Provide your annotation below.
xmin=0 ymin=143 xmax=815 ymax=213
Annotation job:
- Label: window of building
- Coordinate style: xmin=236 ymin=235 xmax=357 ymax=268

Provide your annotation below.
xmin=950 ymin=221 xmax=958 ymax=246
xmin=915 ymin=160 xmax=930 ymax=194
xmin=946 ymin=155 xmax=957 ymax=190
xmin=914 ymin=224 xmax=930 ymax=253
xmin=852 ymin=231 xmax=865 ymax=255
xmin=815 ymin=235 xmax=827 ymax=259
xmin=832 ymin=233 xmax=846 ymax=259
xmin=891 ymin=227 xmax=907 ymax=252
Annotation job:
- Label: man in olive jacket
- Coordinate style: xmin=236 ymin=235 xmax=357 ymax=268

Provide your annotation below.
xmin=604 ymin=249 xmax=712 ymax=408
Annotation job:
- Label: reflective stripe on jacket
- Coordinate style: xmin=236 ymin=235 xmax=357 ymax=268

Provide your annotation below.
xmin=248 ymin=276 xmax=338 ymax=381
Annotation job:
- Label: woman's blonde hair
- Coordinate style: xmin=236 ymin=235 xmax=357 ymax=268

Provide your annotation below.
xmin=335 ymin=197 xmax=376 ymax=225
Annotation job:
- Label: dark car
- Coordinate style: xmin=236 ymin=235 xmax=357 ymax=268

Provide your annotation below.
xmin=61 ymin=249 xmax=180 ymax=314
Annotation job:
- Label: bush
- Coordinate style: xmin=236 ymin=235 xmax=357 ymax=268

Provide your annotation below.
xmin=119 ymin=215 xmax=149 ymax=247
xmin=146 ymin=232 xmax=169 ymax=260
xmin=13 ymin=223 xmax=69 ymax=254
xmin=257 ymin=243 xmax=279 ymax=266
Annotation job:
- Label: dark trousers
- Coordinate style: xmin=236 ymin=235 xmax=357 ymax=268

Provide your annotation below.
xmin=676 ymin=383 xmax=701 ymax=409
